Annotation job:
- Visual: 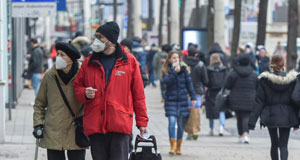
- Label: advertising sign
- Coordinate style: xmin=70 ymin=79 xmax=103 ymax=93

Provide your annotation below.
xmin=12 ymin=0 xmax=57 ymax=18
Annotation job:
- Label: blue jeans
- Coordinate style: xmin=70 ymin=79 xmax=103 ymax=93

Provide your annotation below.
xmin=188 ymin=95 xmax=202 ymax=109
xmin=209 ymin=112 xmax=225 ymax=130
xmin=32 ymin=73 xmax=41 ymax=96
xmin=168 ymin=116 xmax=185 ymax=140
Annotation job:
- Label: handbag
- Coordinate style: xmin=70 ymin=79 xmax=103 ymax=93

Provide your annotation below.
xmin=55 ymin=76 xmax=90 ymax=148
xmin=215 ymin=88 xmax=230 ymax=111
xmin=22 ymin=69 xmax=33 ymax=80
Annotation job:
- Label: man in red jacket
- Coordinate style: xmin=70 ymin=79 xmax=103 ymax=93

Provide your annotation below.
xmin=73 ymin=22 xmax=148 ymax=160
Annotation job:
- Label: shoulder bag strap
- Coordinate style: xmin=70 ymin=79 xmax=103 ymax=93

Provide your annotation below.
xmin=54 ymin=75 xmax=75 ymax=117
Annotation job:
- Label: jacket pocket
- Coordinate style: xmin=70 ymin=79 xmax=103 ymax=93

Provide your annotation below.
xmin=106 ymin=102 xmax=133 ymax=134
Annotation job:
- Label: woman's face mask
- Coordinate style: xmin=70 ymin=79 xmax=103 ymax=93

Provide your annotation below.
xmin=56 ymin=56 xmax=68 ymax=70
xmin=91 ymin=38 xmax=108 ymax=53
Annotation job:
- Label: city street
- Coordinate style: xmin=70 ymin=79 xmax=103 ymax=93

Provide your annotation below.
xmin=1 ymin=84 xmax=300 ymax=160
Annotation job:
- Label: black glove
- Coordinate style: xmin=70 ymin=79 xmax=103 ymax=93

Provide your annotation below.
xmin=33 ymin=125 xmax=44 ymax=139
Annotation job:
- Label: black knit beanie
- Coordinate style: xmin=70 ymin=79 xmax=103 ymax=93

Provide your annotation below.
xmin=238 ymin=53 xmax=251 ymax=66
xmin=55 ymin=42 xmax=81 ymax=62
xmin=96 ymin=21 xmax=120 ymax=44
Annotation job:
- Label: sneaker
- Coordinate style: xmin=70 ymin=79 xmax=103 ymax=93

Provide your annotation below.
xmin=244 ymin=136 xmax=250 ymax=144
xmin=219 ymin=126 xmax=224 ymax=136
xmin=209 ymin=130 xmax=214 ymax=136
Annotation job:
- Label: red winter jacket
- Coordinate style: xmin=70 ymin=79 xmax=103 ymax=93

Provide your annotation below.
xmin=74 ymin=44 xmax=148 ymax=136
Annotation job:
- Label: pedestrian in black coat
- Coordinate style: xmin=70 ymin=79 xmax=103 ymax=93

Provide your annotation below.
xmin=205 ymin=53 xmax=227 ymax=136
xmin=249 ymin=54 xmax=299 ymax=160
xmin=224 ymin=53 xmax=257 ymax=143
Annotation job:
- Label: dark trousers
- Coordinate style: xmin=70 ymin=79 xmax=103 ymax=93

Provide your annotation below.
xmin=47 ymin=149 xmax=86 ymax=160
xmin=268 ymin=128 xmax=291 ymax=160
xmin=89 ymin=133 xmax=129 ymax=160
xmin=236 ymin=110 xmax=251 ymax=135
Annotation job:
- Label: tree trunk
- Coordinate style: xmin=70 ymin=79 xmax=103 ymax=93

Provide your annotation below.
xmin=169 ymin=0 xmax=180 ymax=44
xmin=148 ymin=0 xmax=153 ymax=31
xmin=196 ymin=0 xmax=200 ymax=9
xmin=207 ymin=0 xmax=214 ymax=49
xmin=287 ymin=0 xmax=298 ymax=71
xmin=180 ymin=0 xmax=186 ymax=46
xmin=256 ymin=0 xmax=268 ymax=47
xmin=159 ymin=0 xmax=164 ymax=46
xmin=214 ymin=0 xmax=225 ymax=50
xmin=113 ymin=0 xmax=117 ymax=21
xmin=133 ymin=0 xmax=142 ymax=37
xmin=231 ymin=0 xmax=242 ymax=59
xmin=167 ymin=0 xmax=171 ymax=44
xmin=127 ymin=0 xmax=134 ymax=39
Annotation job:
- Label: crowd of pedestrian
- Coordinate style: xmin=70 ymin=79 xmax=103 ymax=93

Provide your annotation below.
xmin=27 ymin=21 xmax=300 ymax=160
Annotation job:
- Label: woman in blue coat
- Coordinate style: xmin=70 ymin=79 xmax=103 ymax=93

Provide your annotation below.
xmin=162 ymin=50 xmax=196 ymax=155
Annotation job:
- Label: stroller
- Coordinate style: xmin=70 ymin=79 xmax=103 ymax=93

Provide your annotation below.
xmin=129 ymin=135 xmax=162 ymax=160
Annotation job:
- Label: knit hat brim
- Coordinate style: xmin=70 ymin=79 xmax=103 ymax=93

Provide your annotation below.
xmin=96 ymin=21 xmax=120 ymax=44
xmin=55 ymin=42 xmax=81 ymax=61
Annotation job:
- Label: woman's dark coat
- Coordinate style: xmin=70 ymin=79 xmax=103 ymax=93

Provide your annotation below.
xmin=162 ymin=66 xmax=196 ymax=117
xmin=205 ymin=64 xmax=227 ymax=119
xmin=249 ymin=71 xmax=300 ymax=129
xmin=225 ymin=65 xmax=257 ymax=112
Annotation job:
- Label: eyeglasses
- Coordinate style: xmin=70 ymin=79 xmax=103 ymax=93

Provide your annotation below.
xmin=94 ymin=34 xmax=104 ymax=40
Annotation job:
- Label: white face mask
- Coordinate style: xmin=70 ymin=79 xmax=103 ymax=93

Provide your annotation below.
xmin=56 ymin=56 xmax=68 ymax=70
xmin=246 ymin=48 xmax=251 ymax=54
xmin=91 ymin=38 xmax=107 ymax=53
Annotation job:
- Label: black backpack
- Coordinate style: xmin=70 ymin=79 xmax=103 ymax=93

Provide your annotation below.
xmin=207 ymin=66 xmax=227 ymax=89
xmin=129 ymin=135 xmax=162 ymax=160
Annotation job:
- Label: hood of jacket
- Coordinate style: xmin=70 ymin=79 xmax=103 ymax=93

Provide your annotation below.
xmin=233 ymin=65 xmax=253 ymax=77
xmin=184 ymin=57 xmax=200 ymax=67
xmin=258 ymin=70 xmax=298 ymax=91
xmin=208 ymin=43 xmax=224 ymax=55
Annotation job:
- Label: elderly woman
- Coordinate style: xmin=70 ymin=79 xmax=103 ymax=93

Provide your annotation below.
xmin=33 ymin=42 xmax=86 ymax=160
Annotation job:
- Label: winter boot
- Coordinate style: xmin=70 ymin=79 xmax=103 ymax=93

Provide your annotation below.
xmin=169 ymin=138 xmax=176 ymax=154
xmin=175 ymin=139 xmax=183 ymax=155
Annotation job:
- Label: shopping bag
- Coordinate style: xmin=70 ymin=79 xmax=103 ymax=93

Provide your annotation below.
xmin=184 ymin=108 xmax=201 ymax=135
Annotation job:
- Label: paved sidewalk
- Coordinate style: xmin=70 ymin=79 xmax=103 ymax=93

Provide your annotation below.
xmin=1 ymin=86 xmax=300 ymax=160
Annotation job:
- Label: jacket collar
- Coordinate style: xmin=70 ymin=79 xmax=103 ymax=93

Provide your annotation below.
xmin=258 ymin=70 xmax=298 ymax=85
xmin=88 ymin=43 xmax=128 ymax=67
xmin=48 ymin=64 xmax=80 ymax=83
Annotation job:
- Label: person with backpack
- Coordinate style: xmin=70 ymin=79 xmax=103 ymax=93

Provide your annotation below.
xmin=225 ymin=54 xmax=257 ymax=143
xmin=33 ymin=42 xmax=86 ymax=160
xmin=249 ymin=54 xmax=299 ymax=160
xmin=162 ymin=50 xmax=196 ymax=155
xmin=205 ymin=53 xmax=227 ymax=136
xmin=184 ymin=47 xmax=209 ymax=139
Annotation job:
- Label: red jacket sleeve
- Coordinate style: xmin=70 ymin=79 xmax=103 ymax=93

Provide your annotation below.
xmin=74 ymin=59 xmax=92 ymax=103
xmin=131 ymin=57 xmax=149 ymax=128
